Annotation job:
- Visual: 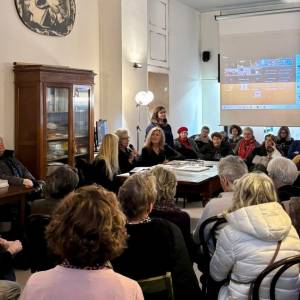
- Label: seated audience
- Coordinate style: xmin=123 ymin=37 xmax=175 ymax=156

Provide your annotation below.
xmin=276 ymin=126 xmax=294 ymax=157
xmin=219 ymin=131 xmax=229 ymax=145
xmin=228 ymin=125 xmax=242 ymax=150
xmin=267 ymin=157 xmax=300 ymax=202
xmin=21 ymin=186 xmax=143 ymax=300
xmin=112 ymin=173 xmax=202 ymax=300
xmin=93 ymin=133 xmax=119 ymax=192
xmin=235 ymin=127 xmax=260 ymax=160
xmin=31 ymin=166 xmax=79 ymax=215
xmin=194 ymin=126 xmax=210 ymax=150
xmin=199 ymin=132 xmax=233 ymax=161
xmin=193 ymin=156 xmax=248 ymax=245
xmin=0 ymin=137 xmax=35 ymax=188
xmin=0 ymin=280 xmax=21 ymax=300
xmin=210 ymin=172 xmax=300 ymax=300
xmin=146 ymin=105 xmax=174 ymax=148
xmin=288 ymin=140 xmax=300 ymax=159
xmin=173 ymin=127 xmax=201 ymax=159
xmin=0 ymin=238 xmax=22 ymax=282
xmin=247 ymin=134 xmax=282 ymax=168
xmin=149 ymin=166 xmax=196 ymax=260
xmin=114 ymin=129 xmax=138 ymax=173
xmin=139 ymin=127 xmax=183 ymax=167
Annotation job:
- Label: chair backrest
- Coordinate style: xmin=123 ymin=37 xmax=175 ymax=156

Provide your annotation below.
xmin=27 ymin=214 xmax=59 ymax=272
xmin=288 ymin=197 xmax=300 ymax=236
xmin=138 ymin=272 xmax=174 ymax=300
xmin=251 ymin=255 xmax=300 ymax=300
xmin=198 ymin=216 xmax=227 ymax=267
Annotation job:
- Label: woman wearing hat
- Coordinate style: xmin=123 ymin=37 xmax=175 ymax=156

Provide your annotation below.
xmin=174 ymin=127 xmax=202 ymax=159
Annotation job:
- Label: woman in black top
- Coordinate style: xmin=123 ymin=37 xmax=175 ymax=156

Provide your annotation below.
xmin=112 ymin=172 xmax=202 ymax=300
xmin=139 ymin=127 xmax=183 ymax=167
xmin=93 ymin=133 xmax=119 ymax=192
xmin=145 ymin=106 xmax=174 ymax=147
xmin=114 ymin=128 xmax=138 ymax=173
xmin=228 ymin=125 xmax=242 ymax=150
xmin=276 ymin=126 xmax=294 ymax=157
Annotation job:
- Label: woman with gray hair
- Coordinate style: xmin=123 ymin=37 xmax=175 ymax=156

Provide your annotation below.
xmin=210 ymin=172 xmax=300 ymax=300
xmin=112 ymin=172 xmax=202 ymax=300
xmin=149 ymin=166 xmax=196 ymax=260
xmin=114 ymin=128 xmax=138 ymax=173
xmin=31 ymin=165 xmax=79 ymax=215
xmin=267 ymin=157 xmax=300 ymax=202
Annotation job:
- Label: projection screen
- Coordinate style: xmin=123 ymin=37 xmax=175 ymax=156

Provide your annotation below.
xmin=219 ymin=11 xmax=300 ymax=126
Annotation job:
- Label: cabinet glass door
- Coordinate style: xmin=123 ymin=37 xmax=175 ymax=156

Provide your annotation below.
xmin=73 ymin=85 xmax=91 ymax=158
xmin=46 ymin=87 xmax=69 ymax=163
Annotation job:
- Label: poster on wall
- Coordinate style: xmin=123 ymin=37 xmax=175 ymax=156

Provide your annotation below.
xmin=15 ymin=0 xmax=76 ymax=37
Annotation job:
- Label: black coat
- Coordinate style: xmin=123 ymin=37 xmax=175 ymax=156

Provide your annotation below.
xmin=277 ymin=185 xmax=300 ymax=202
xmin=92 ymin=158 xmax=117 ymax=192
xmin=0 ymin=150 xmax=35 ymax=186
xmin=118 ymin=148 xmax=137 ymax=173
xmin=199 ymin=141 xmax=233 ymax=161
xmin=138 ymin=145 xmax=183 ymax=167
xmin=111 ymin=218 xmax=202 ymax=300
xmin=276 ymin=138 xmax=294 ymax=157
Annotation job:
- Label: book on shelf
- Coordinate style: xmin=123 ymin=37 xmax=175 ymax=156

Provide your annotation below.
xmin=0 ymin=179 xmax=9 ymax=188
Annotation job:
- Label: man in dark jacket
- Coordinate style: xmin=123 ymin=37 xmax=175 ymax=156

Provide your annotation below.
xmin=0 ymin=137 xmax=35 ymax=188
xmin=199 ymin=132 xmax=233 ymax=161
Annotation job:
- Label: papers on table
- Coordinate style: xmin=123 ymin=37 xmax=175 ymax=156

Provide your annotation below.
xmin=0 ymin=180 xmax=9 ymax=189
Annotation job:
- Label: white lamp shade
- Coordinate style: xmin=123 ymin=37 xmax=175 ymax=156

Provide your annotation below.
xmin=135 ymin=91 xmax=154 ymax=106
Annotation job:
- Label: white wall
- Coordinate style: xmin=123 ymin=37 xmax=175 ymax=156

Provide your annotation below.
xmin=122 ymin=0 xmax=148 ymax=150
xmin=200 ymin=11 xmax=222 ymax=133
xmin=169 ymin=0 xmax=202 ymax=136
xmin=0 ymin=0 xmax=100 ymax=149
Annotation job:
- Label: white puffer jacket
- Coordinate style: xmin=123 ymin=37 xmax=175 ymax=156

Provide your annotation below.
xmin=210 ymin=202 xmax=300 ymax=300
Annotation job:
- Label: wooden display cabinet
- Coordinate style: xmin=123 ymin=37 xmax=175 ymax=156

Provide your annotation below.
xmin=14 ymin=63 xmax=95 ymax=179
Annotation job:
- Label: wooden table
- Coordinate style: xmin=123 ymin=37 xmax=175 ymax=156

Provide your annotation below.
xmin=0 ymin=186 xmax=31 ymax=226
xmin=117 ymin=161 xmax=222 ymax=207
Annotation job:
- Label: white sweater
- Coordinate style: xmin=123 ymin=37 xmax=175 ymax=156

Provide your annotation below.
xmin=210 ymin=202 xmax=300 ymax=300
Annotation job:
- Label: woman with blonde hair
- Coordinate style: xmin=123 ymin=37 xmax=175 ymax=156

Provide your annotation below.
xmin=93 ymin=133 xmax=119 ymax=191
xmin=210 ymin=172 xmax=300 ymax=300
xmin=149 ymin=166 xmax=196 ymax=259
xmin=21 ymin=186 xmax=143 ymax=300
xmin=145 ymin=105 xmax=174 ymax=147
xmin=139 ymin=127 xmax=182 ymax=167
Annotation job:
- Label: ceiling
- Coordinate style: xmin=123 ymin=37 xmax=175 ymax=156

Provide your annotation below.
xmin=177 ymin=0 xmax=293 ymax=11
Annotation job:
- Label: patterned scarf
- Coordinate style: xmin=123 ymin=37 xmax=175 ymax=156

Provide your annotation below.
xmin=238 ymin=138 xmax=256 ymax=159
xmin=178 ymin=138 xmax=193 ymax=150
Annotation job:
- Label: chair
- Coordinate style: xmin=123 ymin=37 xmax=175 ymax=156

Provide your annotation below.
xmin=26 ymin=214 xmax=59 ymax=272
xmin=138 ymin=272 xmax=174 ymax=300
xmin=288 ymin=197 xmax=300 ymax=236
xmin=198 ymin=216 xmax=227 ymax=297
xmin=251 ymin=255 xmax=300 ymax=300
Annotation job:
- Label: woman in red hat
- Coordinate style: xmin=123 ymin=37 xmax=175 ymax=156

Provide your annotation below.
xmin=174 ymin=127 xmax=202 ymax=159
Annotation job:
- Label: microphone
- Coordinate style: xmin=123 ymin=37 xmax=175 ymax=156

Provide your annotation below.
xmin=129 ymin=144 xmax=135 ymax=152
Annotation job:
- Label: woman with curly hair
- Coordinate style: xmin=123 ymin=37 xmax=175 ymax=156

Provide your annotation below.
xmin=21 ymin=186 xmax=143 ymax=300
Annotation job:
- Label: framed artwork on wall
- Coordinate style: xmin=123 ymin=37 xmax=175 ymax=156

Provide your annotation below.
xmin=15 ymin=0 xmax=76 ymax=37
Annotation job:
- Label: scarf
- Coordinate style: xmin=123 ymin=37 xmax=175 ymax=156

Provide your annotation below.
xmin=238 ymin=138 xmax=256 ymax=159
xmin=178 ymin=138 xmax=193 ymax=150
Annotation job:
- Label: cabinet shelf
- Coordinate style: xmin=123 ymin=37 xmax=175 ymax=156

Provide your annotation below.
xmin=14 ymin=64 xmax=95 ymax=179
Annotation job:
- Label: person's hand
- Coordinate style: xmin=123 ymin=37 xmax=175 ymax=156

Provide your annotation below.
xmin=131 ymin=149 xmax=139 ymax=157
xmin=0 ymin=238 xmax=10 ymax=250
xmin=7 ymin=240 xmax=22 ymax=255
xmin=23 ymin=179 xmax=34 ymax=188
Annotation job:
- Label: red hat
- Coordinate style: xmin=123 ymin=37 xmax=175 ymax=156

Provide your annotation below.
xmin=177 ymin=127 xmax=188 ymax=134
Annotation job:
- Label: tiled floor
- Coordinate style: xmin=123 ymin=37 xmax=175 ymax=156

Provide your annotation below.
xmin=16 ymin=200 xmax=204 ymax=289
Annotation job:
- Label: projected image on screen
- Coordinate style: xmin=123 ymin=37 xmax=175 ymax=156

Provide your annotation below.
xmin=219 ymin=12 xmax=300 ymax=126
xmin=222 ymin=55 xmax=300 ymax=110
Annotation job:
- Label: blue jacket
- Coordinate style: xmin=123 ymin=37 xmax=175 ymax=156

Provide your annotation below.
xmin=288 ymin=140 xmax=300 ymax=159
